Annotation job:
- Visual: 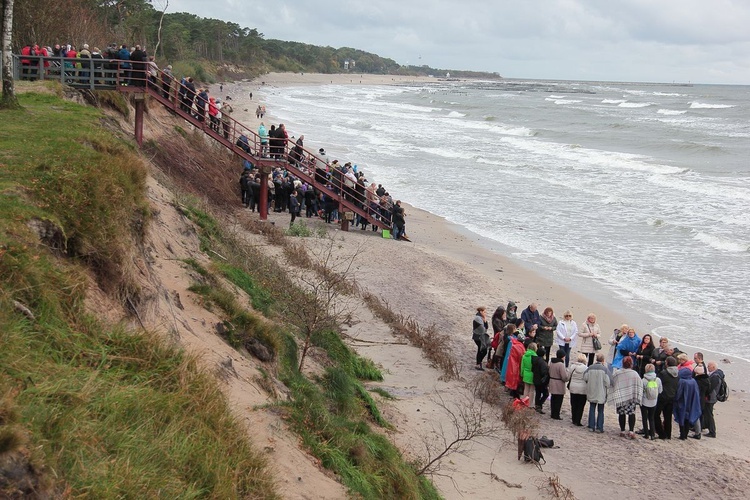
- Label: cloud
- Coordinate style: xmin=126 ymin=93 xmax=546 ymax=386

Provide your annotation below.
xmin=168 ymin=0 xmax=750 ymax=83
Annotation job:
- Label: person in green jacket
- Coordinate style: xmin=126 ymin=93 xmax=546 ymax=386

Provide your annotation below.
xmin=521 ymin=342 xmax=539 ymax=403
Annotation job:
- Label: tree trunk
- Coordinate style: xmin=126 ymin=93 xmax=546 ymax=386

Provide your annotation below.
xmin=1 ymin=0 xmax=21 ymax=109
xmin=154 ymin=0 xmax=168 ymax=59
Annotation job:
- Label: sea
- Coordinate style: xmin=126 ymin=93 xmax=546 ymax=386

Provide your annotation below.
xmin=257 ymin=78 xmax=750 ymax=361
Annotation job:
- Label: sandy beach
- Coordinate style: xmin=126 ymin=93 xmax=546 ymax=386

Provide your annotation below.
xmin=204 ymin=72 xmax=750 ymax=499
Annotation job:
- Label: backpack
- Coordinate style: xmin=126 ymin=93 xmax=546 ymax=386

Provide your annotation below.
xmin=645 ymin=378 xmax=659 ymax=400
xmin=523 ymin=437 xmax=545 ymax=470
xmin=717 ymin=375 xmax=729 ymax=402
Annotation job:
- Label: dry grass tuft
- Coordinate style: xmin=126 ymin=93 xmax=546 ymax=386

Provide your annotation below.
xmin=537 ymin=474 xmax=577 ymax=499
xmin=500 ymin=399 xmax=539 ymax=439
xmin=362 ymin=292 xmax=459 ymax=381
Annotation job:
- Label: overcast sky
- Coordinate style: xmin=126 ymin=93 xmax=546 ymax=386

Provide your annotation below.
xmin=168 ymin=0 xmax=750 ymax=84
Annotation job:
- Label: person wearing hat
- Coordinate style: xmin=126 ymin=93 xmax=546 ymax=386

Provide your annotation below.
xmin=161 ymin=64 xmax=173 ymax=99
xmin=219 ymin=98 xmax=233 ymax=139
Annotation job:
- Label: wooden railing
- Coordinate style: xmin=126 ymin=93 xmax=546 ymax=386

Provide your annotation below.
xmin=12 ymin=54 xmax=392 ymax=231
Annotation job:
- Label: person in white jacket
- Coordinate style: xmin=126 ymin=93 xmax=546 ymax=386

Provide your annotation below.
xmin=556 ymin=310 xmax=578 ymax=367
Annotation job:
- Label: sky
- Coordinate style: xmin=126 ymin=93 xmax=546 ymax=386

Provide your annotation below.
xmin=167 ymin=0 xmax=750 ymax=84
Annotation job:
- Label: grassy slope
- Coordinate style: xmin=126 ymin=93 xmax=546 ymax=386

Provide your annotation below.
xmin=0 ymin=91 xmax=277 ymax=498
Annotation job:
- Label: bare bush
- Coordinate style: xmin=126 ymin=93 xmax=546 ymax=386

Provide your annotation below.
xmin=362 ymin=292 xmax=459 ymax=381
xmin=414 ymin=385 xmax=504 ymax=478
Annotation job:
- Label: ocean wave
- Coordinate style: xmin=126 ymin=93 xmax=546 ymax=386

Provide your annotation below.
xmin=689 ymin=102 xmax=735 ymax=109
xmin=657 ymin=109 xmax=687 ymax=115
xmin=447 ymin=111 xmax=466 ymax=117
xmin=548 ymin=95 xmax=565 ymax=99
xmin=618 ymin=102 xmax=653 ymax=108
xmin=552 ymin=99 xmax=582 ymax=105
xmin=693 ymin=231 xmax=749 ymax=252
xmin=418 ymin=146 xmax=474 ymax=160
xmin=653 ymin=92 xmax=684 ymax=97
xmin=602 ymin=99 xmax=627 ymax=104
xmin=484 ymin=115 xmax=496 ymax=121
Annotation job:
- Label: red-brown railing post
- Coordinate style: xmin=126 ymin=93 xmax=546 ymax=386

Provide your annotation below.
xmin=259 ymin=168 xmax=269 ymax=221
xmin=134 ymin=93 xmax=145 ymax=147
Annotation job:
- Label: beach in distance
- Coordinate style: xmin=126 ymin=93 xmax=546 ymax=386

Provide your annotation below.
xmin=226 ymin=72 xmax=750 ymax=382
xmin=215 ymin=72 xmax=750 ymax=499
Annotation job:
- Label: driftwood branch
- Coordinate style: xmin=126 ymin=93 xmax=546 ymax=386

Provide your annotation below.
xmin=13 ymin=300 xmax=35 ymax=321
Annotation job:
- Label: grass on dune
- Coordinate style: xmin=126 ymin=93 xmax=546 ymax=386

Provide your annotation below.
xmin=0 ymin=90 xmax=277 ymax=498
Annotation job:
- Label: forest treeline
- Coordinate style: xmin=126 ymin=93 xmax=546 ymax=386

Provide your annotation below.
xmin=12 ymin=0 xmax=500 ymax=78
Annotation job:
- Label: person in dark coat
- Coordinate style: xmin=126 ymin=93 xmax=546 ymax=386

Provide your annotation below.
xmin=704 ymin=361 xmax=724 ymax=438
xmin=537 ymin=307 xmax=558 ymax=362
xmin=655 ymin=356 xmax=679 ymax=439
xmin=521 ymin=303 xmax=541 ymax=337
xmin=249 ymin=177 xmax=260 ymax=212
xmin=635 ymin=334 xmax=656 ymax=376
xmin=239 ymin=169 xmax=251 ymax=207
xmin=289 ymin=190 xmax=300 ymax=225
xmin=129 ymin=45 xmax=147 ymax=86
xmin=532 ymin=346 xmax=550 ymax=414
xmin=674 ymin=367 xmax=703 ymax=440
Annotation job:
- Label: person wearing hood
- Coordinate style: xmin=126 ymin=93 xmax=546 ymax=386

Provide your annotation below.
xmin=704 ymin=361 xmax=724 ymax=438
xmin=537 ymin=307 xmax=557 ymax=362
xmin=556 ymin=310 xmax=578 ymax=367
xmin=607 ymin=323 xmax=628 ymax=366
xmin=548 ymin=349 xmax=569 ymax=420
xmin=655 ymin=356 xmax=679 ymax=439
xmin=502 ymin=325 xmax=526 ymax=396
xmin=521 ymin=343 xmax=539 ymax=404
xmin=612 ymin=328 xmax=640 ymax=370
xmin=472 ymin=307 xmax=489 ymax=371
xmin=583 ymin=353 xmax=611 ymax=433
xmin=674 ymin=366 xmax=703 ymax=440
xmin=502 ymin=301 xmax=516 ymax=323
xmin=567 ymin=353 xmax=589 ymax=426
xmin=258 ymin=122 xmax=269 ymax=156
xmin=640 ymin=363 xmax=662 ymax=440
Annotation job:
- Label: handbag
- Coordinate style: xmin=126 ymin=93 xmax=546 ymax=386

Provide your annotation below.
xmin=592 ymin=336 xmax=602 ymax=351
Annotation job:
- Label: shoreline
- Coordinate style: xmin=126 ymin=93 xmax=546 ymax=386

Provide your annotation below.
xmin=215 ymin=72 xmax=750 ymax=392
xmin=212 ymin=72 xmax=750 ymax=499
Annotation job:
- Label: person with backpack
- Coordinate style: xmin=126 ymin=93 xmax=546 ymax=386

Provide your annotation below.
xmin=640 ymin=363 xmax=662 ymax=440
xmin=704 ymin=361 xmax=725 ymax=438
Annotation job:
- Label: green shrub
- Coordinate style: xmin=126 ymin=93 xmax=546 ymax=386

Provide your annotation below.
xmin=286 ymin=221 xmax=313 ymax=237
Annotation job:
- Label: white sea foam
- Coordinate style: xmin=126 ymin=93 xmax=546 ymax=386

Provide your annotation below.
xmin=689 ymin=102 xmax=735 ymax=109
xmin=447 ymin=111 xmax=466 ymax=117
xmin=552 ymin=99 xmax=582 ymax=105
xmin=693 ymin=231 xmax=750 ymax=253
xmin=657 ymin=109 xmax=687 ymax=115
xmin=618 ymin=102 xmax=653 ymax=108
xmin=257 ymin=81 xmax=750 ymax=361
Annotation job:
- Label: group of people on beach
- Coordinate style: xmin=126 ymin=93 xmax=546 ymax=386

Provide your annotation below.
xmin=472 ymin=303 xmax=727 ymax=440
